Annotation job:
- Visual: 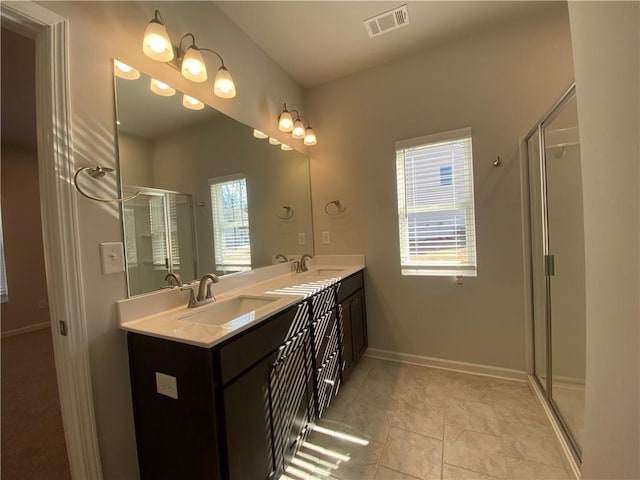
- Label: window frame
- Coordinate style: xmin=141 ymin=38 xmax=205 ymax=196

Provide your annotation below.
xmin=395 ymin=127 xmax=478 ymax=277
xmin=209 ymin=173 xmax=252 ymax=274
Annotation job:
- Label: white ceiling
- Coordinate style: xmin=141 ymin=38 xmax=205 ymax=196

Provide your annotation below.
xmin=216 ymin=1 xmax=565 ymax=88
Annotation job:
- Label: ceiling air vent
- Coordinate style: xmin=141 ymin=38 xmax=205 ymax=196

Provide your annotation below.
xmin=364 ymin=4 xmax=409 ymax=38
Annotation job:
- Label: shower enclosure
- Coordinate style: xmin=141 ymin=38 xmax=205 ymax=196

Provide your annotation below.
xmin=122 ymin=186 xmax=197 ymax=296
xmin=524 ymin=84 xmax=585 ymax=463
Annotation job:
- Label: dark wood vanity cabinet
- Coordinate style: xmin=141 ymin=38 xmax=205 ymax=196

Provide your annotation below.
xmin=338 ymin=271 xmax=368 ymax=375
xmin=128 ymin=272 xmax=368 ymax=480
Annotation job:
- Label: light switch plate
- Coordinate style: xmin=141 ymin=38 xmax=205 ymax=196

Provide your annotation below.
xmin=298 ymin=232 xmax=306 ymax=245
xmin=322 ymin=231 xmax=331 ymax=244
xmin=155 ymin=372 xmax=178 ymax=399
xmin=99 ymin=242 xmax=125 ymax=275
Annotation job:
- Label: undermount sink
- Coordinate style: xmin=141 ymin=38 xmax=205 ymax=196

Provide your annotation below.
xmin=176 ymin=295 xmax=280 ymax=326
xmin=300 ymin=268 xmax=345 ymax=277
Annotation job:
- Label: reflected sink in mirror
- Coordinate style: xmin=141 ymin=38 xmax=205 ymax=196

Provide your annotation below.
xmin=175 ymin=295 xmax=281 ymax=327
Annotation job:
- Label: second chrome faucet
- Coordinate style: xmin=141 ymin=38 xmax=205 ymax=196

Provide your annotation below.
xmin=181 ymin=273 xmax=219 ymax=308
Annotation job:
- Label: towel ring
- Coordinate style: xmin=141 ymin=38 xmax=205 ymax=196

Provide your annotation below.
xmin=324 ymin=200 xmax=347 ymax=216
xmin=74 ymin=166 xmax=140 ymax=203
xmin=277 ymin=205 xmax=294 ymax=220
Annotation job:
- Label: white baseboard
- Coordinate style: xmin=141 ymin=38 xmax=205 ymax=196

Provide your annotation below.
xmin=528 ymin=375 xmax=581 ymax=479
xmin=365 ymin=348 xmax=528 ymax=382
xmin=1 ymin=321 xmax=50 ymax=339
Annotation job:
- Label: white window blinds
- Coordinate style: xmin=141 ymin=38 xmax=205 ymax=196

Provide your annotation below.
xmin=396 ymin=127 xmax=477 ymax=276
xmin=123 ymin=206 xmax=138 ymax=267
xmin=209 ymin=174 xmax=251 ymax=273
xmin=150 ymin=194 xmax=180 ymax=269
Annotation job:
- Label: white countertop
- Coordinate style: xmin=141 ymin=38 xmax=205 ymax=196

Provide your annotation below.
xmin=117 ymin=255 xmax=364 ymax=348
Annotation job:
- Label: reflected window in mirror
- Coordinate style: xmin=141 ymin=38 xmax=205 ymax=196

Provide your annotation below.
xmin=210 ymin=174 xmax=251 ymax=274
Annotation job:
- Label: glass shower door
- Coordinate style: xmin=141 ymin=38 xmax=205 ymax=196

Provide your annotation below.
xmin=526 ymin=86 xmax=585 ymax=460
xmin=543 ymin=95 xmax=586 ymax=453
xmin=527 ymin=129 xmax=548 ymax=392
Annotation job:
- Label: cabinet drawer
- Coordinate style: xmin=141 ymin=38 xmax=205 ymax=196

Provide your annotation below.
xmin=218 ymin=302 xmax=309 ymax=384
xmin=310 ymin=286 xmax=337 ymax=318
xmin=337 ymin=271 xmax=364 ymax=303
xmin=312 ymin=309 xmax=338 ymax=367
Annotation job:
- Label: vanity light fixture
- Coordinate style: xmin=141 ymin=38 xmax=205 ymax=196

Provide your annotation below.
xmin=304 ymin=125 xmax=318 ymax=146
xmin=281 ymin=143 xmax=293 ymax=151
xmin=278 ymin=103 xmax=294 ymax=132
xmin=142 ymin=10 xmax=237 ymax=99
xmin=180 ymin=36 xmax=207 ymax=82
xmin=150 ymin=78 xmax=176 ymax=96
xmin=182 ymin=94 xmax=205 ymax=110
xmin=114 ymin=60 xmax=140 ymax=80
xmin=142 ymin=10 xmax=174 ymax=62
xmin=291 ymin=117 xmax=306 ymax=139
xmin=253 ymin=129 xmax=268 ymax=139
xmin=277 ymin=103 xmax=318 ymax=146
xmin=269 ymin=137 xmax=281 ymax=146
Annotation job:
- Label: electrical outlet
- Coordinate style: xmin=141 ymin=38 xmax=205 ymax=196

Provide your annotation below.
xmin=322 ymin=231 xmax=330 ymax=244
xmin=99 ymin=242 xmax=125 ymax=275
xmin=298 ymin=232 xmax=306 ymax=245
xmin=155 ymin=372 xmax=178 ymax=399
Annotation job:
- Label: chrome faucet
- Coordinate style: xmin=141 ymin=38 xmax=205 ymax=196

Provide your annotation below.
xmin=163 ymin=272 xmax=183 ymax=288
xmin=298 ymin=253 xmax=313 ymax=273
xmin=275 ymin=253 xmax=289 ymax=263
xmin=181 ymin=273 xmax=219 ymax=308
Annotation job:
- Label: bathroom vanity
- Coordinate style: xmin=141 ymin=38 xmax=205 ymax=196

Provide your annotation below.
xmin=119 ymin=260 xmax=367 ymax=480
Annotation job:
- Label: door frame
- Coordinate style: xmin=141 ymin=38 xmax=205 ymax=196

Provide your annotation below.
xmin=1 ymin=2 xmax=103 ymax=478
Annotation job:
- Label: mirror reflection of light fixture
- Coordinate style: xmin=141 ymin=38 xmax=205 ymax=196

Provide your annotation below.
xmin=278 ymin=103 xmax=318 ymax=146
xmin=114 ymin=60 xmax=140 ymax=80
xmin=142 ymin=10 xmax=174 ymax=62
xmin=281 ymin=143 xmax=293 ymax=151
xmin=142 ymin=10 xmax=236 ymax=99
xmin=278 ymin=103 xmax=294 ymax=132
xmin=304 ymin=125 xmax=318 ymax=146
xmin=150 ymin=78 xmax=176 ymax=96
xmin=253 ymin=129 xmax=268 ymax=139
xmin=182 ymin=94 xmax=204 ymax=110
xmin=269 ymin=137 xmax=281 ymax=145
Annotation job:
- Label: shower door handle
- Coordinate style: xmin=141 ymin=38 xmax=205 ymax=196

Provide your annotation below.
xmin=544 ymin=254 xmax=555 ymax=276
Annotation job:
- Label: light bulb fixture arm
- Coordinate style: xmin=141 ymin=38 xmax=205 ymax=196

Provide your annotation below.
xmin=151 ymin=9 xmax=165 ymax=25
xmin=200 ymin=47 xmax=226 ymax=68
xmin=177 ymin=33 xmax=197 ymax=59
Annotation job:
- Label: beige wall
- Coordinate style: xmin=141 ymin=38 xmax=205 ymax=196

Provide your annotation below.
xmin=0 ymin=143 xmax=50 ymax=333
xmin=568 ymin=2 xmax=640 ymax=478
xmin=38 ymin=2 xmax=306 ymax=477
xmin=118 ymin=133 xmax=153 ymax=187
xmin=306 ymin=6 xmax=574 ymax=370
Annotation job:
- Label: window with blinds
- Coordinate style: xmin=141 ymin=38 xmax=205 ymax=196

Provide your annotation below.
xmin=150 ymin=194 xmax=180 ymax=269
xmin=123 ymin=206 xmax=138 ymax=267
xmin=209 ymin=174 xmax=252 ymax=273
xmin=395 ymin=127 xmax=477 ymax=276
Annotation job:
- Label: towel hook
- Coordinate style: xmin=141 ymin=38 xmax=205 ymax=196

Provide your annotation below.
xmin=74 ymin=166 xmax=140 ymax=203
xmin=492 ymin=156 xmax=502 ymax=167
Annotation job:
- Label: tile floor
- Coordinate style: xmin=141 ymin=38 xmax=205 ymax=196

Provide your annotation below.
xmin=282 ymin=356 xmax=572 ymax=480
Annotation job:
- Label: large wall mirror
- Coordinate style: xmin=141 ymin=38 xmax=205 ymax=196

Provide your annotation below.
xmin=114 ymin=61 xmax=314 ymax=296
